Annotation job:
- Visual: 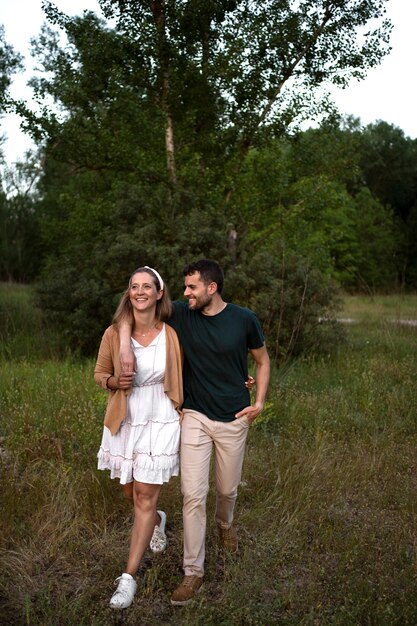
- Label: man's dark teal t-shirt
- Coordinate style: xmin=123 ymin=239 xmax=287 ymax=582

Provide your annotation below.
xmin=168 ymin=301 xmax=264 ymax=422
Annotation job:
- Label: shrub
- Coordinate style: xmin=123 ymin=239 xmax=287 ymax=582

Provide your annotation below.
xmin=225 ymin=246 xmax=345 ymax=362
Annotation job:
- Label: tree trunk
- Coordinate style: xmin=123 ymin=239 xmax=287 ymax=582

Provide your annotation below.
xmin=150 ymin=0 xmax=176 ymax=186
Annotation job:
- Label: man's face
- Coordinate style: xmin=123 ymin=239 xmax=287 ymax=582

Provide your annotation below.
xmin=184 ymin=271 xmax=212 ymax=310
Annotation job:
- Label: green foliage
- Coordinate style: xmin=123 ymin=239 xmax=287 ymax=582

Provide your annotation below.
xmin=285 ymin=176 xmax=360 ymax=282
xmin=0 ymin=25 xmax=23 ymax=112
xmin=228 ymin=246 xmax=345 ymax=362
xmin=288 ymin=118 xmax=363 ymax=188
xmin=21 ymin=0 xmax=393 ymax=180
xmin=3 ymin=0 xmax=412 ymax=353
xmin=0 ymin=193 xmax=42 ymax=283
xmin=352 ymin=187 xmax=401 ymax=290
xmin=405 ymin=204 xmax=417 ymax=287
xmin=357 ymin=121 xmax=417 ymax=286
xmin=36 ymin=179 xmax=236 ymax=353
xmin=358 ymin=121 xmax=417 ymax=221
xmin=230 ymin=127 xmax=402 ymax=293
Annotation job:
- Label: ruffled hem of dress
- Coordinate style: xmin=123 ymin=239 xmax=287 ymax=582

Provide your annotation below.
xmin=97 ymin=447 xmax=179 ymax=485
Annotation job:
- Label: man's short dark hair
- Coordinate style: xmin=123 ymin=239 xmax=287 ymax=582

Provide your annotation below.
xmin=183 ymin=259 xmax=224 ymax=294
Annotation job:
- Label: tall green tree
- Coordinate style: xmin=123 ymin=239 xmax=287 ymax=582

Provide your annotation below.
xmin=0 ymin=28 xmax=32 ymax=282
xmin=357 ymin=122 xmax=417 ymax=286
xmin=8 ymin=0 xmax=393 ymax=352
xmin=285 ymin=121 xmax=402 ymax=289
xmin=25 ymin=0 xmax=392 ymax=192
xmin=0 ymin=155 xmax=43 ymax=282
xmin=358 ymin=122 xmax=417 ymax=221
xmin=352 ymin=187 xmax=400 ymax=290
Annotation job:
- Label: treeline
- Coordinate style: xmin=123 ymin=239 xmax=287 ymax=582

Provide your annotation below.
xmin=1 ymin=1 xmax=416 ymax=356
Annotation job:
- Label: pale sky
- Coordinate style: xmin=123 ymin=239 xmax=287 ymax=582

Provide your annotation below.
xmin=1 ymin=0 xmax=416 ymax=166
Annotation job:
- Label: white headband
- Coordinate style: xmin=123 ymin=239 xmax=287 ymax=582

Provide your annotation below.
xmin=144 ymin=266 xmax=164 ymax=290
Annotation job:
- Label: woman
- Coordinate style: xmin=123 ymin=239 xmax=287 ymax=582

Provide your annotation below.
xmin=94 ymin=266 xmax=183 ymax=610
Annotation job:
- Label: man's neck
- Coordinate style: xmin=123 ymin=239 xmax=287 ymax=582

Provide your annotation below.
xmin=201 ymin=296 xmax=227 ymax=316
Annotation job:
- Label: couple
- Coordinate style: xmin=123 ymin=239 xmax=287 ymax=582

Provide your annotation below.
xmin=94 ymin=259 xmax=270 ymax=609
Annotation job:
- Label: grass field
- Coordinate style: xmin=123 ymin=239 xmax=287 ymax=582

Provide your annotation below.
xmin=1 ymin=286 xmax=417 ymax=625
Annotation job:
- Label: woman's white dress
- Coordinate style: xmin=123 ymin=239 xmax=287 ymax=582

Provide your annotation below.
xmin=97 ymin=324 xmax=180 ymax=484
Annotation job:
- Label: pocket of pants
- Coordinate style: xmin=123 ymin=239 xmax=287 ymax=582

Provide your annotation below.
xmin=181 ymin=411 xmax=205 ymax=445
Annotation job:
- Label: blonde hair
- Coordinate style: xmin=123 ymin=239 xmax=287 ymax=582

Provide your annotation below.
xmin=112 ymin=267 xmax=172 ymax=329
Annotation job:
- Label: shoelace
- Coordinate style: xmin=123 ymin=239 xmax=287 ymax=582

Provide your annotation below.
xmin=113 ymin=576 xmax=133 ymax=599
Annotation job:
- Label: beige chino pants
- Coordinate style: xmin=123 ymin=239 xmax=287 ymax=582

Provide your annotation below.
xmin=180 ymin=409 xmax=250 ymax=577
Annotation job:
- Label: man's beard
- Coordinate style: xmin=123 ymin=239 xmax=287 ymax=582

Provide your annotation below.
xmin=190 ymin=293 xmax=211 ymax=310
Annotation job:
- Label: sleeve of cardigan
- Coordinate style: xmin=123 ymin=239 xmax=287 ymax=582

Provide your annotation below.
xmin=94 ymin=328 xmax=115 ymax=390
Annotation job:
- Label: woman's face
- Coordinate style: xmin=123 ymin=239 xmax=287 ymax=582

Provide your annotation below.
xmin=129 ymin=272 xmax=162 ymax=313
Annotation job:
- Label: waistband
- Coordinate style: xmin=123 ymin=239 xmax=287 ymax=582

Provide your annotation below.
xmin=132 ymin=380 xmax=164 ymax=388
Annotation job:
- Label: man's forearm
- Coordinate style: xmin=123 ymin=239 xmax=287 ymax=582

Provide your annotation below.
xmin=119 ymin=320 xmax=131 ymax=344
xmin=254 ymin=360 xmax=270 ymax=408
xmin=119 ymin=321 xmax=135 ymax=372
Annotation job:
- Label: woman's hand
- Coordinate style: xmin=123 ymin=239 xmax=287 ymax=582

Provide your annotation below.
xmin=107 ymin=372 xmax=134 ymax=390
xmin=118 ymin=372 xmax=135 ymax=389
xmin=245 ymin=375 xmax=255 ymax=390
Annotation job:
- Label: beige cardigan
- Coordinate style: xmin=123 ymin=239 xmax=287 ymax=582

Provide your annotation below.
xmin=94 ymin=324 xmax=183 ymax=435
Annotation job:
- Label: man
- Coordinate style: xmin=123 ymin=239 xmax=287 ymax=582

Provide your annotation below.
xmin=120 ymin=259 xmax=270 ymax=605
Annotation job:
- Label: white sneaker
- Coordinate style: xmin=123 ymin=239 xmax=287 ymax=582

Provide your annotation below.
xmin=149 ymin=510 xmax=167 ymax=553
xmin=109 ymin=573 xmax=137 ymax=609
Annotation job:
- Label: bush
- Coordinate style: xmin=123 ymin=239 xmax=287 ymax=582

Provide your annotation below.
xmin=225 ymin=246 xmax=345 ymax=362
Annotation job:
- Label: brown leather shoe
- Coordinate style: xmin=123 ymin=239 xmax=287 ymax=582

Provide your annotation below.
xmin=219 ymin=525 xmax=238 ymax=553
xmin=171 ymin=575 xmax=204 ymax=606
